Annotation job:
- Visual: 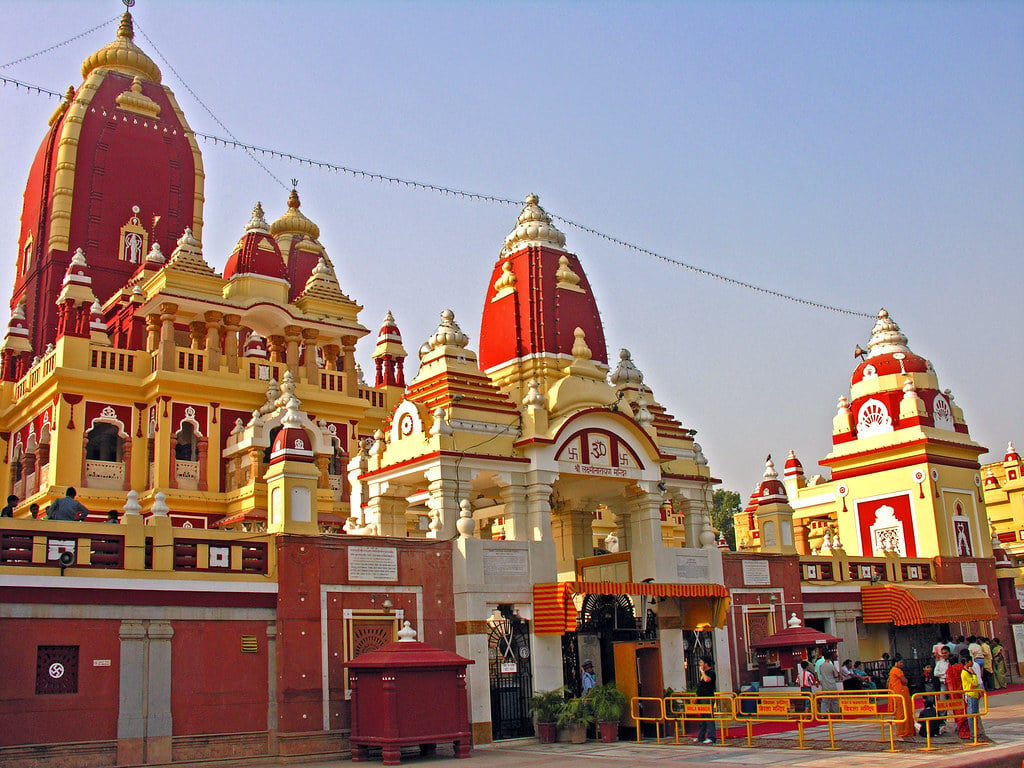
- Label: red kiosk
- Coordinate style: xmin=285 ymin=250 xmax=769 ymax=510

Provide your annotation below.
xmin=346 ymin=621 xmax=474 ymax=765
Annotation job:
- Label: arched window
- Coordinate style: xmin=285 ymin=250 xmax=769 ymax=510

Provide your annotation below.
xmin=175 ymin=422 xmax=198 ymax=461
xmin=86 ymin=423 xmax=122 ymax=462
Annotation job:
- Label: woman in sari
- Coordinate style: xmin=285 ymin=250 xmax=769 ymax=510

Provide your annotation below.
xmin=945 ymin=651 xmax=971 ymax=739
xmin=992 ymin=638 xmax=1007 ymax=690
xmin=887 ymin=656 xmax=915 ymax=739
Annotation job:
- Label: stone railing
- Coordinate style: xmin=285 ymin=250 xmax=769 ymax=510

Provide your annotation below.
xmin=0 ymin=516 xmax=274 ymax=578
xmin=85 ymin=459 xmax=125 ymax=489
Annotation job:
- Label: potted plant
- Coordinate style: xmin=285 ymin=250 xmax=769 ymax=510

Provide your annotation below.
xmin=589 ymin=682 xmax=628 ymax=742
xmin=528 ymin=687 xmax=566 ymax=743
xmin=556 ymin=697 xmax=595 ymax=744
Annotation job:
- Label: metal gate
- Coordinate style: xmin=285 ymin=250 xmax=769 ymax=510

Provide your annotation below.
xmin=488 ymin=606 xmax=534 ymax=740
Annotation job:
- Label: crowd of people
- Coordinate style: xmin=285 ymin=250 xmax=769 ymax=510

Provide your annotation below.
xmin=797 ymin=637 xmax=1009 ymax=742
xmin=0 ymin=488 xmax=119 ymax=523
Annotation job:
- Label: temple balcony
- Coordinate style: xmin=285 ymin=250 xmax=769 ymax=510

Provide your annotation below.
xmin=84 ymin=459 xmax=125 ymax=490
xmin=0 ymin=515 xmax=275 ymax=579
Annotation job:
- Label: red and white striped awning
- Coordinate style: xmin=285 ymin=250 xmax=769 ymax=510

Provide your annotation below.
xmin=533 ymin=581 xmax=730 ymax=635
xmin=861 ymin=583 xmax=998 ymax=626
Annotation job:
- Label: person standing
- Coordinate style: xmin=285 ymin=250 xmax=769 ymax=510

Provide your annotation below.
xmin=48 ymin=487 xmax=90 ymax=521
xmin=887 ymin=655 xmax=915 ymax=740
xmin=945 ymin=651 xmax=971 ymax=739
xmin=817 ymin=651 xmax=840 ymax=713
xmin=29 ymin=503 xmax=41 ymax=520
xmin=992 ymin=638 xmax=1007 ymax=690
xmin=933 ymin=646 xmax=951 ymax=732
xmin=1 ymin=494 xmax=17 ymax=517
xmin=581 ymin=660 xmax=596 ymax=695
xmin=960 ymin=651 xmax=984 ymax=740
xmin=979 ymin=638 xmax=994 ymax=691
xmin=694 ymin=657 xmax=717 ymax=744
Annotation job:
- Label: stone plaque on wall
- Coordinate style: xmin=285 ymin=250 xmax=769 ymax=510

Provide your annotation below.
xmin=960 ymin=562 xmax=979 ymax=583
xmin=348 ymin=546 xmax=398 ymax=582
xmin=675 ymin=553 xmax=709 ymax=582
xmin=483 ymin=549 xmax=529 ymax=582
xmin=742 ymin=559 xmax=771 ymax=586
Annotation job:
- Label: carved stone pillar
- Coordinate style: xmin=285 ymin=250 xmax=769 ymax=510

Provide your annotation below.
xmin=204 ymin=311 xmax=223 ymax=371
xmin=158 ymin=303 xmax=178 ymax=371
xmin=248 ymin=447 xmax=262 ymax=485
xmin=223 ymin=314 xmax=241 ymax=373
xmin=315 ymin=455 xmax=330 ymax=489
xmin=283 ymin=325 xmax=302 ymax=378
xmin=81 ymin=437 xmax=89 ymax=489
xmin=322 ymin=343 xmax=340 ymax=372
xmin=341 ymin=335 xmax=358 ymax=392
xmin=188 ymin=320 xmax=206 ymax=351
xmin=499 ymin=482 xmax=528 ymax=542
xmin=267 ymin=335 xmax=286 ymax=364
xmin=20 ymin=452 xmax=34 ymax=492
xmin=121 ymin=439 xmax=132 ymax=491
xmin=625 ymin=486 xmax=663 ymax=580
xmin=145 ymin=314 xmax=161 ymax=353
xmin=524 ymin=475 xmax=556 ymax=542
xmin=302 ymin=328 xmax=320 ymax=384
xmin=197 ymin=437 xmax=208 ymax=491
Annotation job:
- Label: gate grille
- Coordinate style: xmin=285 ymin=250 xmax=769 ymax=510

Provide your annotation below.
xmin=488 ymin=606 xmax=533 ymax=739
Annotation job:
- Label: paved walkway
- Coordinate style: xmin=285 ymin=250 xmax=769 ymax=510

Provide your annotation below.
xmin=246 ymin=688 xmax=1024 ymax=768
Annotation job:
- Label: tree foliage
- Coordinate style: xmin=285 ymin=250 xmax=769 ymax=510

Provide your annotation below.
xmin=711 ymin=489 xmax=741 ymax=550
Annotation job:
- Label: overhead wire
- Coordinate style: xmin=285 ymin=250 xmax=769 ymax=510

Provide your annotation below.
xmin=0 ymin=14 xmax=120 ymax=70
xmin=0 ymin=33 xmax=873 ymax=320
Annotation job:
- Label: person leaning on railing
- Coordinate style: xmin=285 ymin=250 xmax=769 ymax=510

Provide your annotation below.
xmin=47 ymin=487 xmax=90 ymax=521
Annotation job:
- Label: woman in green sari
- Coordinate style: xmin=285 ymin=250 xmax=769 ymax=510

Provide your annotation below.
xmin=991 ymin=638 xmax=1007 ymax=690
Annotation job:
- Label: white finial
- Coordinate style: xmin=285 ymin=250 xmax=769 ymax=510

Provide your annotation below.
xmin=430 ymin=407 xmax=453 ymax=436
xmin=866 ymin=308 xmax=911 ymax=358
xmin=763 ymin=455 xmax=778 ymax=480
xmin=152 ymin=491 xmax=169 ymax=517
xmin=355 ymin=362 xmax=367 ymax=386
xmin=902 ymin=378 xmax=917 ymax=399
xmin=609 ymin=348 xmax=644 ymax=386
xmin=429 ymin=309 xmax=469 ymax=350
xmin=246 ymin=202 xmax=269 ymax=233
xmin=397 ymin=620 xmax=417 ymax=642
xmin=123 ymin=489 xmax=141 ymax=516
xmin=501 ymin=193 xmax=567 ymax=256
xmin=787 ymin=612 xmax=802 ymax=628
xmin=635 ymin=396 xmax=653 ymax=427
xmin=837 ymin=396 xmax=850 ymax=415
xmin=456 ymin=499 xmax=476 ymax=538
xmin=523 ymin=379 xmax=546 ymax=408
xmin=146 ymin=241 xmax=165 ymax=264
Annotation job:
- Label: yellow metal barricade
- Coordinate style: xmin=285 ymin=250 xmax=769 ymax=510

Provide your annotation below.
xmin=812 ymin=690 xmax=904 ymax=752
xmin=911 ymin=689 xmax=988 ymax=751
xmin=664 ymin=692 xmax=735 ymax=745
xmin=630 ymin=696 xmax=666 ymax=743
xmin=731 ymin=692 xmax=814 ymax=748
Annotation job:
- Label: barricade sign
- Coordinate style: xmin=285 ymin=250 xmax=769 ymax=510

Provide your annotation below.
xmin=665 ymin=692 xmax=736 ymax=745
xmin=732 ymin=692 xmax=814 ymax=748
xmin=812 ymin=690 xmax=904 ymax=752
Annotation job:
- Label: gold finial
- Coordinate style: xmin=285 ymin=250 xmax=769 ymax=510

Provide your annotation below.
xmin=64 ymin=86 xmax=75 ymax=103
xmin=288 ymin=180 xmax=300 ymax=210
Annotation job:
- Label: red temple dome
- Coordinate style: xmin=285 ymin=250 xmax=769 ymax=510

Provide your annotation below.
xmin=478 ymin=194 xmax=607 ymax=374
xmin=223 ymin=203 xmax=287 ymax=281
xmin=11 ymin=10 xmax=202 ymax=354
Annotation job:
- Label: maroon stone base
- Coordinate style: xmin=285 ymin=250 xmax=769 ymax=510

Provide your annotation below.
xmin=350 ymin=734 xmax=472 ymax=765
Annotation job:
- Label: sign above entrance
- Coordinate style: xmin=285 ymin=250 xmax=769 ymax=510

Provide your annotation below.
xmin=556 ymin=428 xmax=644 ymax=479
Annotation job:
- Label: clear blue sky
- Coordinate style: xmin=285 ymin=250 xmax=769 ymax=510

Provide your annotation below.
xmin=1 ymin=1 xmax=1021 ymax=494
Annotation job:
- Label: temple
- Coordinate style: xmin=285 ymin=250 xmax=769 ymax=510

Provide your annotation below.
xmin=0 ymin=9 xmax=1019 ymax=767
